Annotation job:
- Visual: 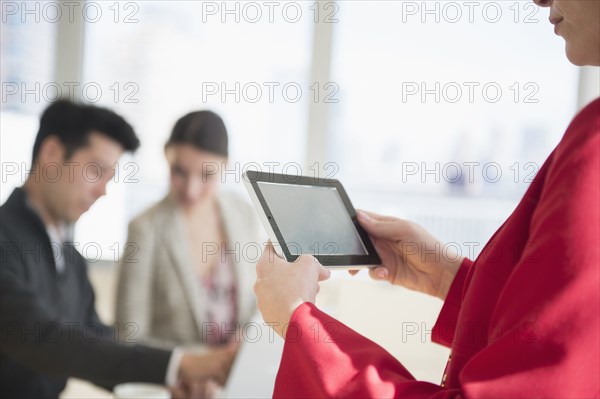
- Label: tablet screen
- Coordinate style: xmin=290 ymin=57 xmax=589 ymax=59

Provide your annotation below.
xmin=256 ymin=182 xmax=368 ymax=256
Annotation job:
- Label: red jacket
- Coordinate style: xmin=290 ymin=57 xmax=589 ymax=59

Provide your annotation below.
xmin=274 ymin=98 xmax=600 ymax=398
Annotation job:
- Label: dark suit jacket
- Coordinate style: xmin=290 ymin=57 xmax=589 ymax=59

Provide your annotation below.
xmin=0 ymin=188 xmax=172 ymax=399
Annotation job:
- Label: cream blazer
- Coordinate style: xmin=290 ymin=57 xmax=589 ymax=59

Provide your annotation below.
xmin=115 ymin=191 xmax=264 ymax=349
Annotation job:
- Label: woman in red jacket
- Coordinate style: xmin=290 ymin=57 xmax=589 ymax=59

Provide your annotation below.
xmin=254 ymin=0 xmax=600 ymax=397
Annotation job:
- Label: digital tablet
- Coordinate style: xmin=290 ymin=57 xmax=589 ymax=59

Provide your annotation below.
xmin=243 ymin=170 xmax=381 ymax=268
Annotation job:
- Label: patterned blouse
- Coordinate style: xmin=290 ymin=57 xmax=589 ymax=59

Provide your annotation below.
xmin=199 ymin=247 xmax=238 ymax=346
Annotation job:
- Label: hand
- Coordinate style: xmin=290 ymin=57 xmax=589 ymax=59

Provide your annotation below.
xmin=178 ymin=343 xmax=238 ymax=388
xmin=351 ymin=210 xmax=464 ymax=300
xmin=170 ymin=379 xmax=221 ymax=399
xmin=254 ymin=243 xmax=331 ymax=338
xmin=170 ymin=380 xmax=196 ymax=399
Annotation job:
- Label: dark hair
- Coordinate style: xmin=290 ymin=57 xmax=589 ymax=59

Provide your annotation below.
xmin=32 ymin=99 xmax=140 ymax=163
xmin=165 ymin=111 xmax=228 ymax=157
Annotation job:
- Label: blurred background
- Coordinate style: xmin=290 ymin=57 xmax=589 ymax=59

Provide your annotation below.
xmin=1 ymin=1 xmax=599 ymax=397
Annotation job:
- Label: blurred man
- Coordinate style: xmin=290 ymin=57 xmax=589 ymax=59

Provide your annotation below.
xmin=0 ymin=100 xmax=234 ymax=398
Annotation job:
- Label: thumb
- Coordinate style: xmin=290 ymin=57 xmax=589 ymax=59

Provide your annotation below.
xmin=357 ymin=210 xmax=399 ymax=240
xmin=317 ymin=264 xmax=331 ymax=281
xmin=259 ymin=242 xmax=275 ymax=262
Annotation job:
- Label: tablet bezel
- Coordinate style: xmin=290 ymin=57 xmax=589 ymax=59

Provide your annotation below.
xmin=244 ymin=170 xmax=381 ymax=268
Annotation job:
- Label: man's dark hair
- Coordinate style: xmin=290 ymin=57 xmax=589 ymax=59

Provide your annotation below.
xmin=165 ymin=110 xmax=228 ymax=157
xmin=32 ymin=99 xmax=140 ymax=163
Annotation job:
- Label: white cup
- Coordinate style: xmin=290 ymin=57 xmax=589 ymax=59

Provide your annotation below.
xmin=113 ymin=383 xmax=171 ymax=399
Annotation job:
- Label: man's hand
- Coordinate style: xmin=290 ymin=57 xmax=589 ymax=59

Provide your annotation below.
xmin=170 ymin=379 xmax=220 ymax=399
xmin=175 ymin=343 xmax=238 ymax=398
xmin=254 ymin=243 xmax=331 ymax=338
xmin=350 ymin=210 xmax=464 ymax=300
xmin=170 ymin=380 xmax=207 ymax=399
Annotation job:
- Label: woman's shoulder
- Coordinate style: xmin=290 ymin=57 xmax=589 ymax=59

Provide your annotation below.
xmin=539 ymin=98 xmax=600 ymax=201
xmin=558 ymin=98 xmax=600 ymax=153
xmin=218 ymin=189 xmax=253 ymax=213
xmin=218 ymin=189 xmax=260 ymax=229
xmin=575 ymin=97 xmax=600 ymax=125
xmin=128 ymin=195 xmax=176 ymax=232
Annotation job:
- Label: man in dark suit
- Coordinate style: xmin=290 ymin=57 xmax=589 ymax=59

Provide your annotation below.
xmin=0 ymin=100 xmax=235 ymax=398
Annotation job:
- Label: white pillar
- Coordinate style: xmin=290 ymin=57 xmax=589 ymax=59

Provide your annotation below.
xmin=305 ymin=1 xmax=336 ymax=170
xmin=577 ymin=66 xmax=600 ymax=110
xmin=54 ymin=3 xmax=84 ymax=99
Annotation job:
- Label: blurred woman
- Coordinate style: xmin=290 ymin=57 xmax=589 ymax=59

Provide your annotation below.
xmin=116 ymin=111 xmax=262 ymax=354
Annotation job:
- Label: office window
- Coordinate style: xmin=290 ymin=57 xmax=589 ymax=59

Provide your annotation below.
xmin=1 ymin=9 xmax=57 ymax=203
xmin=327 ymin=1 xmax=579 ymax=249
xmin=77 ymin=1 xmax=313 ymax=256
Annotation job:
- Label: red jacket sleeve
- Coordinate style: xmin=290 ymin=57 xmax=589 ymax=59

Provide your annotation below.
xmin=432 ymin=257 xmax=473 ymax=348
xmin=275 ymin=302 xmax=448 ymax=398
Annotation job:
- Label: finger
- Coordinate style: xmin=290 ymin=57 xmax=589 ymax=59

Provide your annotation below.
xmin=189 ymin=381 xmax=205 ymax=398
xmin=370 ymin=237 xmax=390 ymax=264
xmin=212 ymin=343 xmax=238 ymax=363
xmin=206 ymin=379 xmax=220 ymax=398
xmin=257 ymin=243 xmax=277 ymax=278
xmin=169 ymin=385 xmax=185 ymax=399
xmin=348 ymin=269 xmax=360 ymax=276
xmin=357 ymin=209 xmax=398 ymax=222
xmin=317 ymin=264 xmax=331 ymax=281
xmin=261 ymin=241 xmax=287 ymax=264
xmin=225 ymin=340 xmax=240 ymax=353
xmin=213 ymin=368 xmax=228 ymax=386
xmin=172 ymin=379 xmax=194 ymax=399
xmin=261 ymin=241 xmax=276 ymax=259
xmin=357 ymin=211 xmax=407 ymax=240
xmin=368 ymin=266 xmax=390 ymax=281
xmin=171 ymin=388 xmax=187 ymax=399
